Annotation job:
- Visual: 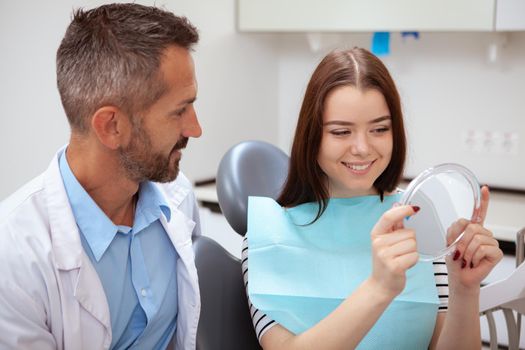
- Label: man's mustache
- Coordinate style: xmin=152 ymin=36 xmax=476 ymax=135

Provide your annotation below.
xmin=174 ymin=137 xmax=188 ymax=150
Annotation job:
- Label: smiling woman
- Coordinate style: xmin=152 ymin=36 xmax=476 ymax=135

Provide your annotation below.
xmin=318 ymin=87 xmax=393 ymax=198
xmin=244 ymin=47 xmax=503 ymax=350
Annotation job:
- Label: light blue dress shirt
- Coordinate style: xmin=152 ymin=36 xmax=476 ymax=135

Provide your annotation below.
xmin=59 ymin=150 xmax=179 ymax=349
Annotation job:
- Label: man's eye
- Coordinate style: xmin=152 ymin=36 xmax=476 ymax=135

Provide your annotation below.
xmin=175 ymin=108 xmax=186 ymax=116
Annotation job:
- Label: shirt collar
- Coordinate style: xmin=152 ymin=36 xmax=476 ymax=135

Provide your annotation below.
xmin=59 ymin=150 xmax=117 ymax=262
xmin=134 ymin=181 xmax=172 ymax=233
xmin=58 ymin=149 xmax=171 ymax=261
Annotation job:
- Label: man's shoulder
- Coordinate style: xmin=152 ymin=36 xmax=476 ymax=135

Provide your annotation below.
xmin=0 ymin=174 xmax=55 ymax=286
xmin=0 ymin=172 xmax=54 ymax=252
xmin=0 ymin=173 xmax=46 ymax=224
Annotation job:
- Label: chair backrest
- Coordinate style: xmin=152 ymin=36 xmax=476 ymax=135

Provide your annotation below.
xmin=216 ymin=140 xmax=289 ymax=236
xmin=479 ymin=227 xmax=525 ymax=350
xmin=194 ymin=235 xmax=261 ymax=350
xmin=193 ymin=141 xmax=289 ymax=350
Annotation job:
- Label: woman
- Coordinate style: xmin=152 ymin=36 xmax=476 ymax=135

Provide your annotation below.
xmin=242 ymin=47 xmax=503 ymax=349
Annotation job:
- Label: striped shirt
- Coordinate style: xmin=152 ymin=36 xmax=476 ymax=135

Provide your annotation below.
xmin=241 ymin=237 xmax=449 ymax=342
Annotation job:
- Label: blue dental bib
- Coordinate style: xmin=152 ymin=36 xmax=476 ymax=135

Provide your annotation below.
xmin=247 ymin=195 xmax=439 ymax=349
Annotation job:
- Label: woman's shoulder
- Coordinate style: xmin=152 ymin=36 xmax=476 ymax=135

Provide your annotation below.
xmin=247 ymin=196 xmax=290 ymax=240
xmin=248 ymin=197 xmax=286 ymax=221
xmin=248 ymin=196 xmax=319 ymax=218
xmin=248 ymin=196 xmax=280 ymax=209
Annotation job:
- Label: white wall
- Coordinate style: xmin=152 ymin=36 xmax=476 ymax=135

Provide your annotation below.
xmin=275 ymin=32 xmax=525 ymax=190
xmin=0 ymin=1 xmax=72 ymax=200
xmin=274 ymin=31 xmax=525 ymax=237
xmin=1 ymin=2 xmax=524 ymax=236
xmin=0 ymin=0 xmax=280 ymax=200
xmin=172 ymin=1 xmax=280 ymax=184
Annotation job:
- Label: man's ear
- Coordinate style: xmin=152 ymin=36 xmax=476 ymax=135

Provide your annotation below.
xmin=90 ymin=106 xmax=131 ymax=150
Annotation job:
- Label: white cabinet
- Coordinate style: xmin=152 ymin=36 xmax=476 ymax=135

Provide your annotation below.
xmin=238 ymin=0 xmax=495 ymax=32
xmin=496 ymin=0 xmax=525 ymax=31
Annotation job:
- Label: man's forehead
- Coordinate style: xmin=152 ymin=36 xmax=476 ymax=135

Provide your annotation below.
xmin=160 ymin=48 xmax=196 ymax=97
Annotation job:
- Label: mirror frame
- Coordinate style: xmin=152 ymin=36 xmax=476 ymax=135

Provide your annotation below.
xmin=400 ymin=163 xmax=482 ymax=261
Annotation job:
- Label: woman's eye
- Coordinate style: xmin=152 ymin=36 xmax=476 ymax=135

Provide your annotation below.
xmin=330 ymin=130 xmax=350 ymax=136
xmin=372 ymin=127 xmax=390 ymax=134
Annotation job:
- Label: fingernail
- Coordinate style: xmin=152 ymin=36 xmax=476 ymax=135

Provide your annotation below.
xmin=411 ymin=206 xmax=420 ymax=213
xmin=453 ymin=250 xmax=460 ymax=261
xmin=461 ymin=259 xmax=467 ymax=269
xmin=482 ymin=184 xmax=489 ymax=190
xmin=470 ymin=262 xmax=474 ymax=268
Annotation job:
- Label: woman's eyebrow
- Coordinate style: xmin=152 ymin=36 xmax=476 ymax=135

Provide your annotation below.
xmin=323 ymin=116 xmax=391 ymax=126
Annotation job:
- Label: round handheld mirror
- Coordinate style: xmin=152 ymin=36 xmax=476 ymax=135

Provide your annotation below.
xmin=400 ymin=163 xmax=481 ymax=261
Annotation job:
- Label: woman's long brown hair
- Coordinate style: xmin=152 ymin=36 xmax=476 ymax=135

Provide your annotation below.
xmin=277 ymin=48 xmax=406 ymax=223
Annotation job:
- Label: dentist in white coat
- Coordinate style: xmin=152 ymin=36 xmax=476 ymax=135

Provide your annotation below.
xmin=0 ymin=4 xmax=203 ymax=349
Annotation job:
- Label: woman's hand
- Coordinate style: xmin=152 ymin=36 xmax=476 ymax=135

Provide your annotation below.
xmin=445 ymin=186 xmax=503 ymax=291
xmin=369 ymin=205 xmax=421 ymax=299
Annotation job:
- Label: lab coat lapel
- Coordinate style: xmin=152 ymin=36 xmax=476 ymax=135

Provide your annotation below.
xmin=161 ymin=208 xmax=197 ymax=274
xmin=44 ymin=150 xmax=112 ymax=342
xmin=74 ymin=254 xmax=112 ymax=332
xmin=161 ymin=207 xmax=200 ymax=349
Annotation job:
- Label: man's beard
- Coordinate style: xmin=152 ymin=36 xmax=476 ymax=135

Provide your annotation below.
xmin=118 ymin=120 xmax=188 ymax=183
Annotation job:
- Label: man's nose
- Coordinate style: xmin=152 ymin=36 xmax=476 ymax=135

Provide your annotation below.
xmin=182 ymin=107 xmax=202 ymax=138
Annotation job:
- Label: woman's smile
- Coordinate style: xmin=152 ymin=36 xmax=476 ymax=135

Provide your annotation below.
xmin=341 ymin=160 xmax=375 ymax=175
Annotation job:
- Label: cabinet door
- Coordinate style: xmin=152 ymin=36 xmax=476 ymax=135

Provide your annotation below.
xmin=238 ymin=0 xmax=495 ymax=32
xmin=496 ymin=0 xmax=525 ymax=31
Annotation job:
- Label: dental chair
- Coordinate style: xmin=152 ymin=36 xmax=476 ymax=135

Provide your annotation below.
xmin=193 ymin=140 xmax=289 ymax=350
xmin=480 ymin=227 xmax=525 ymax=350
xmin=191 ymin=140 xmax=525 ymax=349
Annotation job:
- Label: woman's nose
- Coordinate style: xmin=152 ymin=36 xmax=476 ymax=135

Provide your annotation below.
xmin=350 ymin=133 xmax=369 ymax=156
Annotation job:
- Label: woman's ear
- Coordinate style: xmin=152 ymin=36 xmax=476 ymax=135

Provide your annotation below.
xmin=90 ymin=106 xmax=131 ymax=150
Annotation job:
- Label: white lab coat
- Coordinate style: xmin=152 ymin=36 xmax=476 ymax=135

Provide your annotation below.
xmin=0 ymin=150 xmax=201 ymax=349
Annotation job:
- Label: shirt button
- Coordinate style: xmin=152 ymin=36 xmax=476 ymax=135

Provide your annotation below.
xmin=141 ymin=288 xmax=147 ymax=297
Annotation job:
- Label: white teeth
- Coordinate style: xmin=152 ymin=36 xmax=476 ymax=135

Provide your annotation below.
xmin=351 ymin=164 xmax=369 ymax=171
xmin=343 ymin=162 xmax=371 ymax=171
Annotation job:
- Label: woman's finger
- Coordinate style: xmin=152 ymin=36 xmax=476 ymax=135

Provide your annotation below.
xmin=471 ymin=244 xmax=503 ymax=269
xmin=446 ymin=218 xmax=470 ymax=246
xmin=462 ymin=234 xmax=498 ymax=267
xmin=372 ymin=205 xmax=419 ymax=237
xmin=473 ymin=185 xmax=490 ymax=225
xmin=384 ymin=237 xmax=418 ymax=259
xmin=372 ymin=229 xmax=415 ymax=248
xmin=392 ymin=202 xmax=404 ymax=231
xmin=454 ymin=223 xmax=492 ymax=259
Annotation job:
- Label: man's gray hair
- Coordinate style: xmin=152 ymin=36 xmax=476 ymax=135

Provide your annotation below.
xmin=56 ymin=3 xmax=199 ymax=133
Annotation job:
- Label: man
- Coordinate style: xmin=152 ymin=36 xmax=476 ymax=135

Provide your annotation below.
xmin=0 ymin=4 xmax=202 ymax=349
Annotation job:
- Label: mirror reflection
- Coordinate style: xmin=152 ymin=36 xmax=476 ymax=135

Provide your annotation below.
xmin=401 ymin=164 xmax=481 ymax=261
